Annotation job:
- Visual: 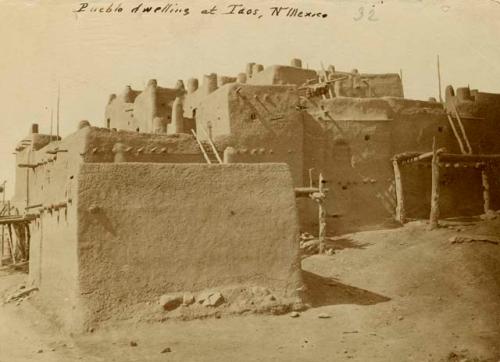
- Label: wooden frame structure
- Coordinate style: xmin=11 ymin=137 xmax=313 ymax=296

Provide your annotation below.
xmin=0 ymin=215 xmax=34 ymax=264
xmin=392 ymin=143 xmax=499 ymax=229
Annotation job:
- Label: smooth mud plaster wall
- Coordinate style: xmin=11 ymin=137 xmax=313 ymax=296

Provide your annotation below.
xmin=76 ymin=163 xmax=301 ymax=325
xmin=29 ymin=203 xmax=83 ymax=331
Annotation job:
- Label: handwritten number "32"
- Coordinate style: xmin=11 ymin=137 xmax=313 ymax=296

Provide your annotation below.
xmin=354 ymin=7 xmax=378 ymax=21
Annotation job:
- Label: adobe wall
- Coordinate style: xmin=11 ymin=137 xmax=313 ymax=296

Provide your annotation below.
xmin=184 ymin=83 xmax=233 ymax=137
xmin=329 ymin=72 xmax=403 ymax=98
xmin=224 ymin=84 xmax=305 ymax=185
xmin=13 ymin=115 xmax=206 ymax=212
xmin=80 ymin=128 xmax=202 ymax=163
xmin=29 ymin=202 xmax=84 ymax=331
xmin=133 ymin=81 xmax=183 ymax=133
xmin=76 ymin=163 xmax=301 ymax=328
xmin=400 ymin=164 xmax=486 ymax=219
xmin=298 ymin=97 xmax=489 ymax=233
xmin=104 ymin=87 xmax=140 ymax=131
xmin=105 ymin=81 xmax=183 ymax=133
xmin=21 ymin=129 xmax=86 ymax=330
xmin=14 ymin=126 xmax=204 ymax=213
xmin=12 ymin=132 xmax=71 ymax=212
xmin=21 ymin=125 xmax=226 ymax=329
xmin=445 ymin=86 xmax=500 ymax=153
xmin=362 ymin=74 xmax=404 ymax=98
xmin=248 ymin=65 xmax=317 ymax=86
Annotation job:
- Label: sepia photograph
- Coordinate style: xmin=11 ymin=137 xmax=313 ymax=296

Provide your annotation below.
xmin=0 ymin=0 xmax=499 ymax=360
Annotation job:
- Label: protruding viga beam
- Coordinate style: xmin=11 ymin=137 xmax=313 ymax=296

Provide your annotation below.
xmin=393 ymin=148 xmax=446 ymax=164
xmin=294 ymin=187 xmax=329 ymax=198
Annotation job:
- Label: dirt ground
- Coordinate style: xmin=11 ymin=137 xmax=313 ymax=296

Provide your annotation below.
xmin=1 ymin=218 xmax=499 ymax=362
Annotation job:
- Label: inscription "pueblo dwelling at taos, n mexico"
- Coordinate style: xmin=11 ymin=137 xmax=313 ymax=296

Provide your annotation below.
xmin=72 ymin=2 xmax=329 ymax=19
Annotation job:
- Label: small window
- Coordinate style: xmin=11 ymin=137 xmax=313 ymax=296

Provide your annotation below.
xmin=438 ymin=126 xmax=443 ymax=132
xmin=106 ymin=118 xmax=111 ymax=128
xmin=364 ymin=135 xmax=370 ymax=141
xmin=250 ymin=113 xmax=257 ymax=120
xmin=136 ymin=128 xmax=140 ymax=132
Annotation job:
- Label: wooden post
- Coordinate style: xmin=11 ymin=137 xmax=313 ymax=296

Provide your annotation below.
xmin=7 ymin=224 xmax=15 ymax=264
xmin=318 ymin=173 xmax=326 ymax=254
xmin=392 ymin=159 xmax=406 ymax=223
xmin=481 ymin=167 xmax=491 ymax=214
xmin=13 ymin=223 xmax=27 ymax=261
xmin=429 ymin=138 xmax=440 ymax=229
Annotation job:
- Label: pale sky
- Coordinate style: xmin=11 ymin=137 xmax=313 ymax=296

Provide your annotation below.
xmin=1 ymin=0 xmax=500 ymax=197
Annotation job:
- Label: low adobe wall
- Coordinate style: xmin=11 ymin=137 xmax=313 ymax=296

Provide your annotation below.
xmin=73 ymin=162 xmax=301 ymax=329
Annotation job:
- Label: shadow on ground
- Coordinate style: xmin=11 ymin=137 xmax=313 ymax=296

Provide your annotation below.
xmin=325 ymin=237 xmax=370 ymax=251
xmin=302 ymin=270 xmax=391 ymax=308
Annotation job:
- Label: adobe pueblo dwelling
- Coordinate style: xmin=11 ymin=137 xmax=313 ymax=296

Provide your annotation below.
xmin=6 ymin=58 xmax=500 ymax=331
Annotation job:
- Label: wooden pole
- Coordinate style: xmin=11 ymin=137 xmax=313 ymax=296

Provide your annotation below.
xmin=50 ymin=108 xmax=53 ymax=141
xmin=1 ymin=181 xmax=5 ymax=263
xmin=429 ymin=137 xmax=440 ymax=229
xmin=392 ymin=159 xmax=406 ymax=224
xmin=437 ymin=55 xmax=443 ymax=103
xmin=25 ymin=223 xmax=30 ymax=261
xmin=1 ymin=225 xmax=3 ymax=264
xmin=308 ymin=168 xmax=314 ymax=188
xmin=56 ymin=84 xmax=60 ymax=138
xmin=318 ymin=173 xmax=326 ymax=254
xmin=481 ymin=167 xmax=491 ymax=214
xmin=7 ymin=224 xmax=15 ymax=264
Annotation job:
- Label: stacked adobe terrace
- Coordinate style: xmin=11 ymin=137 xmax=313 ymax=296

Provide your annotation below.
xmin=104 ymin=58 xmax=500 ymax=233
xmin=7 ymin=58 xmax=500 ymax=331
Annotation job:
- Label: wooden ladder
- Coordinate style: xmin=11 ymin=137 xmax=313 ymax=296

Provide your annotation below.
xmin=447 ymin=101 xmax=472 ymax=155
xmin=191 ymin=128 xmax=223 ymax=164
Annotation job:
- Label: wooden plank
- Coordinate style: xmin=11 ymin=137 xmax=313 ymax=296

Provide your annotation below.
xmin=0 ymin=215 xmax=35 ymax=225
